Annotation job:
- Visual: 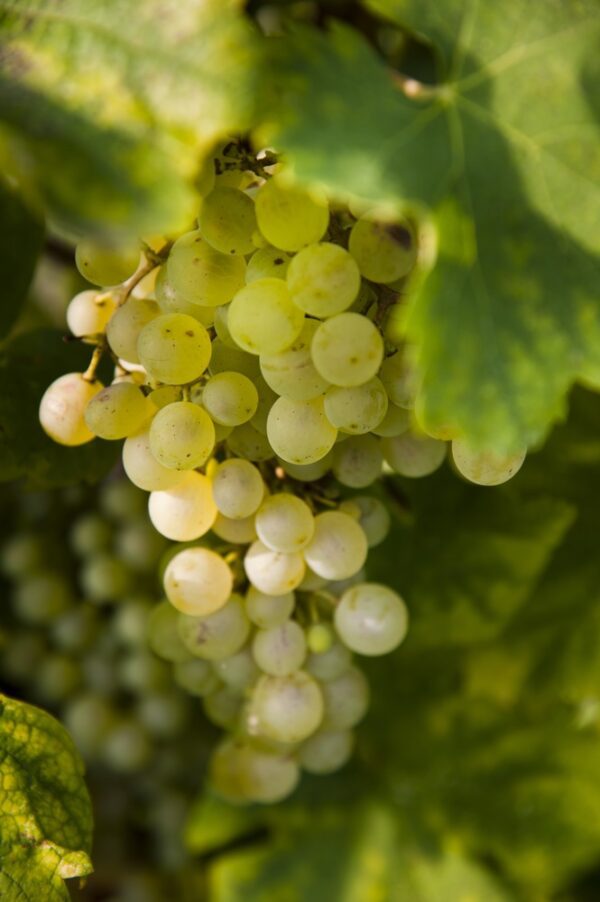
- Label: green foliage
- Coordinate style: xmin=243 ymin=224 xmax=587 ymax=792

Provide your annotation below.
xmin=0 ymin=692 xmax=92 ymax=899
xmin=0 ymin=180 xmax=44 ymax=337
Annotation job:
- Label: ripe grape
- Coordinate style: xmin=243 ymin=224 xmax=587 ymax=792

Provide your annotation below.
xmin=149 ymin=472 xmax=217 ymax=541
xmin=287 ymin=242 xmax=360 ymax=317
xmin=303 ymin=511 xmax=368 ymax=581
xmin=298 ymin=728 xmax=354 ymax=774
xmin=149 ymin=401 xmax=215 ymax=470
xmin=147 ymin=601 xmax=191 ymax=664
xmin=248 ymin=671 xmax=324 ymax=743
xmin=382 ymin=431 xmax=446 ymax=477
xmin=332 ymin=434 xmax=383 ymax=488
xmin=137 ymin=313 xmax=211 ymax=384
xmin=255 ymin=178 xmax=329 ymax=251
xmin=163 ymin=547 xmax=233 ymax=616
xmin=39 ymin=373 xmax=103 ymax=446
xmin=166 ymin=231 xmax=246 ymax=307
xmin=122 ymin=427 xmax=186 ymax=491
xmin=199 ymin=186 xmax=257 ymax=256
xmin=311 ymin=313 xmax=384 ymax=387
xmin=202 ymin=371 xmax=259 ymax=426
xmin=75 ymin=239 xmax=140 ymax=286
xmin=245 ymin=540 xmax=306 ymax=595
xmin=211 ymin=459 xmax=264 ymax=519
xmin=260 ymin=319 xmax=330 ymax=402
xmin=106 ymin=297 xmax=159 ymax=363
xmin=348 ymin=216 xmax=417 ymax=283
xmin=246 ymin=247 xmax=290 ymax=283
xmin=228 ymin=278 xmax=304 ymax=355
xmin=267 ymin=396 xmax=337 ymax=465
xmin=66 ymin=289 xmax=116 ymax=337
xmin=320 ymin=667 xmax=370 ymax=729
xmin=252 ymin=620 xmax=307 ymax=676
xmin=177 ymin=595 xmax=250 ymax=660
xmin=254 ymin=493 xmax=314 ymax=553
xmin=451 ymin=440 xmax=527 ymax=486
xmin=324 ymin=378 xmax=388 ymax=434
xmin=335 ymin=583 xmax=409 ymax=655
xmin=84 ymin=382 xmax=151 ymax=440
xmin=245 ymin=586 xmax=295 ymax=629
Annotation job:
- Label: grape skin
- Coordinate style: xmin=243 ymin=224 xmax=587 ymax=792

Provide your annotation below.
xmin=39 ymin=373 xmax=104 ymax=447
xmin=335 ymin=583 xmax=409 ymax=656
xmin=163 ymin=547 xmax=233 ymax=616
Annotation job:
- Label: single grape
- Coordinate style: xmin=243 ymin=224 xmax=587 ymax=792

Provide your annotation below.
xmin=451 ymin=441 xmax=527 ymax=486
xmin=210 ymin=738 xmax=299 ymax=804
xmin=149 ymin=471 xmax=217 ymax=541
xmin=214 ymin=645 xmax=260 ymax=690
xmin=333 ymin=434 xmax=383 ymax=488
xmin=0 ymin=533 xmax=46 ymax=578
xmin=260 ymin=319 xmax=330 ymax=402
xmin=80 ymin=554 xmax=131 ymax=603
xmin=213 ymin=304 xmax=238 ymax=348
xmin=339 ymin=496 xmax=390 ymax=547
xmin=166 ymin=231 xmax=246 ymax=307
xmin=199 ymin=186 xmax=257 ymax=255
xmin=66 ymin=289 xmax=116 ymax=337
xmin=39 ymin=372 xmax=103 ymax=446
xmin=103 ymin=721 xmax=151 ymax=772
xmin=13 ymin=572 xmax=73 ymax=623
xmin=245 ymin=540 xmax=305 ymax=595
xmin=227 ymin=422 xmax=274 ymax=461
xmin=267 ymin=397 xmax=337 ymax=465
xmin=63 ymin=693 xmax=116 ymax=759
xmin=255 ymin=177 xmax=329 ymax=251
xmin=51 ymin=606 xmax=98 ymax=653
xmin=112 ymin=597 xmax=153 ymax=647
xmin=311 ymin=313 xmax=384 ymax=387
xmin=248 ymin=671 xmax=323 ymax=743
xmin=228 ymin=278 xmax=304 ymax=355
xmin=246 ymin=247 xmax=291 ymax=283
xmin=173 ymin=658 xmax=220 ymax=696
xmin=75 ymin=239 xmax=140 ymax=286
xmin=204 ymin=687 xmax=244 ymax=730
xmin=324 ymin=378 xmax=388 ymax=434
xmin=149 ymin=401 xmax=215 ymax=470
xmin=147 ymin=601 xmax=192 ymax=663
xmin=349 ymin=216 xmax=417 ymax=283
xmin=287 ymin=242 xmax=360 ymax=317
xmin=382 ymin=431 xmax=446 ymax=477
xmin=99 ymin=479 xmax=147 ymax=521
xmin=69 ymin=513 xmax=112 ymax=555
xmin=209 ymin=338 xmax=261 ymax=380
xmin=84 ymin=382 xmax=151 ymax=440
xmin=298 ymin=729 xmax=354 ymax=774
xmin=155 ymin=264 xmax=216 ymax=326
xmin=119 ymin=650 xmax=170 ymax=693
xmin=372 ymin=403 xmax=411 ymax=437
xmin=305 ymin=623 xmax=334 ymax=655
xmin=320 ymin=667 xmax=370 ymax=729
xmin=335 ymin=583 xmax=409 ymax=656
xmin=303 ymin=511 xmax=368 ymax=581
xmin=137 ymin=691 xmax=189 ymax=738
xmin=202 ymin=371 xmax=259 ymax=426
xmin=279 ymin=452 xmax=333 ymax=482
xmin=252 ymin=620 xmax=307 ymax=676
xmin=255 ymin=493 xmax=315 ymax=553
xmin=122 ymin=427 xmax=187 ymax=491
xmin=249 ymin=375 xmax=278 ymax=434
xmin=106 ymin=297 xmax=159 ymax=363
xmin=379 ymin=351 xmax=419 ymax=408
xmin=137 ymin=313 xmax=211 ymax=385
xmin=177 ymin=595 xmax=250 ymax=660
xmin=245 ymin=586 xmax=295 ymax=629
xmin=212 ymin=511 xmax=258 ymax=544
xmin=211 ymin=459 xmax=264 ymax=520
xmin=164 ymin=547 xmax=233 ymax=616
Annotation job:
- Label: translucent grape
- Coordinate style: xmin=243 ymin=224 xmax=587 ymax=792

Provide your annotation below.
xmin=149 ymin=472 xmax=217 ymax=541
xmin=75 ymin=239 xmax=140 ymax=286
xmin=0 ymin=533 xmax=46 ymax=578
xmin=149 ymin=401 xmax=215 ymax=470
xmin=451 ymin=441 xmax=527 ymax=486
xmin=267 ymin=397 xmax=337 ymax=465
xmin=13 ymin=572 xmax=72 ymax=623
xmin=298 ymin=566 xmax=329 ymax=592
xmin=260 ymin=319 xmax=330 ymax=402
xmin=333 ymin=434 xmax=383 ymax=488
xmin=177 ymin=595 xmax=250 ymax=660
xmin=63 ymin=694 xmax=116 ymax=758
xmin=382 ymin=431 xmax=446 ymax=477
xmin=379 ymin=351 xmax=418 ymax=408
xmin=117 ymin=522 xmax=167 ymax=570
xmin=199 ymin=186 xmax=257 ymax=255
xmin=255 ymin=493 xmax=315 ymax=553
xmin=163 ymin=547 xmax=233 ymax=616
xmin=303 ymin=511 xmax=368 ymax=581
xmin=324 ymin=378 xmax=388 ymax=434
xmin=155 ymin=265 xmax=216 ymax=326
xmin=339 ymin=496 xmax=390 ymax=547
xmin=279 ymin=452 xmax=333 ymax=482
xmin=137 ymin=692 xmax=188 ymax=738
xmin=246 ymin=247 xmax=290 ymax=283
xmin=210 ymin=738 xmax=299 ymax=804
xmin=244 ymin=540 xmax=305 ymax=595
xmin=146 ymin=601 xmax=191 ymax=664
xmin=245 ymin=586 xmax=295 ymax=629
xmin=305 ymin=623 xmax=334 ymax=655
xmin=99 ymin=479 xmax=147 ymax=521
xmin=39 ymin=373 xmax=103 ymax=446
xmin=212 ymin=459 xmax=264 ymax=519
xmin=306 ymin=639 xmax=352 ymax=682
xmin=349 ymin=217 xmax=417 ymax=283
xmin=320 ymin=667 xmax=370 ymax=729
xmin=299 ymin=729 xmax=354 ymax=774
xmin=213 ymin=304 xmax=237 ymax=348
xmin=335 ymin=583 xmax=409 ymax=656
xmin=66 ymin=289 xmax=116 ymax=337
xmin=52 ymin=606 xmax=98 ymax=653
xmin=226 ymin=422 xmax=274 ymax=462
xmin=228 ymin=278 xmax=304 ymax=355
xmin=212 ymin=511 xmax=258 ymax=544
xmin=209 ymin=338 xmax=261 ymax=380
xmin=166 ymin=231 xmax=246 ymax=307
xmin=204 ymin=687 xmax=244 ymax=729
xmin=84 ymin=382 xmax=151 ymax=440
xmin=248 ymin=671 xmax=323 ymax=743
xmin=106 ymin=297 xmax=159 ymax=363
xmin=122 ymin=427 xmax=186 ymax=491
xmin=372 ymin=403 xmax=411 ymax=437
xmin=249 ymin=375 xmax=278 ymax=434
xmin=69 ymin=513 xmax=111 ymax=556
xmin=214 ymin=646 xmax=260 ymax=690
xmin=173 ymin=658 xmax=220 ymax=696
xmin=136 ymin=313 xmax=211 ymax=385
xmin=202 ymin=371 xmax=259 ymax=426
xmin=112 ymin=596 xmax=153 ymax=647
xmin=252 ymin=620 xmax=307 ymax=676
xmin=287 ymin=242 xmax=360 ymax=317
xmin=255 ymin=178 xmax=329 ymax=252
xmin=80 ymin=554 xmax=130 ymax=603
xmin=103 ymin=722 xmax=151 ymax=772
xmin=311 ymin=313 xmax=384 ymax=387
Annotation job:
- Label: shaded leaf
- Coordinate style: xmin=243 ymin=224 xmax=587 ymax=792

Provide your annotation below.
xmin=0 ymin=179 xmax=44 ymax=338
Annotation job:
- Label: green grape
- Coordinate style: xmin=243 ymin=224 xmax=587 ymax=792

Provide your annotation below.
xmin=52 ymin=605 xmax=98 ymax=652
xmin=451 ymin=441 xmax=527 ymax=486
xmin=13 ymin=572 xmax=73 ymax=623
xmin=212 ymin=459 xmax=264 ymax=519
xmin=174 ymin=657 xmax=221 ymax=696
xmin=149 ymin=401 xmax=215 ymax=470
xmin=166 ymin=231 xmax=246 ymax=307
xmin=209 ymin=338 xmax=261 ymax=380
xmin=210 ymin=738 xmax=299 ymax=804
xmin=147 ymin=601 xmax=191 ymax=663
xmin=99 ymin=478 xmax=147 ymax=521
xmin=149 ymin=471 xmax=217 ymax=541
xmin=247 ymin=671 xmax=323 ymax=743
xmin=333 ymin=434 xmax=383 ymax=488
xmin=81 ymin=553 xmax=131 ymax=603
xmin=249 ymin=375 xmax=278 ymax=434
xmin=339 ymin=496 xmax=390 ymax=547
xmin=117 ymin=522 xmax=166 ymax=570
xmin=119 ymin=651 xmax=169 ymax=693
xmin=202 ymin=372 xmax=259 ymax=426
xmin=267 ymin=397 xmax=337 ymax=465
xmin=196 ymin=152 xmax=216 ymax=196
xmin=245 ymin=586 xmax=295 ymax=629
xmin=84 ymin=382 xmax=151 ymax=440
xmin=213 ymin=421 xmax=234 ymax=442
xmin=305 ymin=623 xmax=334 ymax=655
xmin=164 ymin=547 xmax=233 ymax=616
xmin=372 ymin=403 xmax=411 ymax=437
xmin=155 ymin=264 xmax=216 ymax=326
xmin=252 ymin=620 xmax=307 ymax=676
xmin=299 ymin=729 xmax=354 ymax=775
xmin=228 ymin=278 xmax=304 ymax=355
xmin=137 ymin=313 xmax=212 ymax=384
xmin=311 ymin=313 xmax=384 ymax=387
xmin=382 ymin=431 xmax=446 ymax=477
xmin=122 ymin=427 xmax=187 ymax=492
xmin=0 ymin=532 xmax=46 ymax=578
xmin=138 ymin=691 xmax=189 ymax=739
xmin=214 ymin=646 xmax=260 ymax=690
xmin=75 ymin=239 xmax=140 ymax=286
xmin=379 ymin=351 xmax=418 ymax=408
xmin=298 ymin=566 xmax=329 ymax=592
xmin=226 ymin=422 xmax=274 ymax=461
xmin=255 ymin=493 xmax=314 ymax=553
xmin=246 ymin=247 xmax=290 ymax=283
xmin=177 ymin=595 xmax=250 ymax=661
xmin=39 ymin=372 xmax=104 ymax=446
xmin=66 ymin=289 xmax=116 ymax=337
xmin=106 ymin=297 xmax=160 ymax=363
xmin=260 ymin=319 xmax=330 ymax=402
xmin=320 ymin=667 xmax=369 ymax=729
xmin=244 ymin=540 xmax=305 ymax=596
xmin=303 ymin=511 xmax=367 ymax=581
xmin=278 ymin=452 xmax=333 ymax=482
xmin=324 ymin=378 xmax=388 ymax=434
xmin=212 ymin=511 xmax=258 ymax=544
xmin=199 ymin=187 xmax=257 ymax=255
xmin=335 ymin=583 xmax=409 ymax=656
xmin=35 ymin=653 xmax=81 ymax=703
xmin=255 ymin=178 xmax=329 ymax=251
xmin=204 ymin=687 xmax=244 ymax=729
xmin=69 ymin=513 xmax=112 ymax=555
xmin=348 ymin=216 xmax=417 ymax=283
xmin=113 ymin=597 xmax=153 ymax=647
xmin=103 ymin=721 xmax=152 ymax=772
xmin=287 ymin=242 xmax=360 ymax=317
xmin=150 ymin=385 xmax=182 ymax=409
xmin=213 ymin=304 xmax=237 ymax=348
xmin=63 ymin=693 xmax=116 ymax=759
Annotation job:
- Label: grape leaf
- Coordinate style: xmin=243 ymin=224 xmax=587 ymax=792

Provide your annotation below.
xmin=0 ymin=179 xmax=44 ymax=338
xmin=0 ymin=328 xmax=118 ymax=487
xmin=0 ymin=693 xmax=92 ymax=899
xmin=0 ymin=0 xmax=258 ymax=237
xmin=263 ymin=6 xmax=600 ymax=452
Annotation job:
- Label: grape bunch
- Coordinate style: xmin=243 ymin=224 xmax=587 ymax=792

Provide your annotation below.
xmin=38 ymin=145 xmax=527 ymax=803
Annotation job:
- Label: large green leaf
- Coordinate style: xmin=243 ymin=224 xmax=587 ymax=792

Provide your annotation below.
xmin=0 ymin=0 xmax=258 ymax=237
xmin=0 ymin=179 xmax=44 ymax=338
xmin=262 ymin=5 xmax=600 ymax=452
xmin=0 ymin=693 xmax=92 ymax=899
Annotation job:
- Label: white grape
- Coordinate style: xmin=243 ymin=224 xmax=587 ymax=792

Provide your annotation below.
xmin=149 ymin=471 xmax=217 ymax=541
xmin=155 ymin=265 xmax=216 ymax=326
xmin=122 ymin=427 xmax=186 ymax=492
xmin=84 ymin=382 xmax=151 ymax=440
xmin=212 ymin=511 xmax=258 ymax=545
xmin=333 ymin=434 xmax=383 ymax=488
xmin=255 ymin=493 xmax=315 ymax=553
xmin=349 ymin=217 xmax=417 ymax=283
xmin=204 ymin=687 xmax=244 ymax=729
xmin=163 ymin=547 xmax=233 ymax=616
xmin=311 ymin=313 xmax=384 ymax=387
xmin=246 ymin=247 xmax=290 ymax=283
xmin=267 ymin=396 xmax=337 ymax=465
xmin=248 ymin=671 xmax=323 ymax=743
xmin=306 ymin=640 xmax=352 ymax=682
xmin=245 ymin=586 xmax=295 ymax=629
xmin=244 ymin=540 xmax=305 ymax=595
xmin=260 ymin=319 xmax=330 ymax=402
xmin=255 ymin=178 xmax=329 ymax=251
xmin=147 ymin=601 xmax=191 ymax=664
xmin=210 ymin=738 xmax=299 ymax=804
xmin=209 ymin=338 xmax=261 ymax=380
xmin=226 ymin=422 xmax=274 ymax=461
xmin=39 ymin=373 xmax=103 ymax=446
xmin=202 ymin=372 xmax=258 ymax=426
xmin=166 ymin=230 xmax=246 ymax=307
xmin=279 ymin=452 xmax=333 ymax=482
xmin=339 ymin=496 xmax=390 ymax=547
xmin=211 ymin=459 xmax=264 ymax=519
xmin=298 ymin=729 xmax=354 ymax=774
xmin=137 ymin=313 xmax=211 ymax=384
xmin=382 ymin=431 xmax=446 ymax=477
xmin=214 ymin=646 xmax=260 ymax=690
xmin=324 ymin=378 xmax=388 ymax=434
xmin=149 ymin=401 xmax=215 ymax=470
xmin=379 ymin=351 xmax=418 ymax=408
xmin=451 ymin=440 xmax=527 ymax=486
xmin=106 ymin=297 xmax=159 ymax=364
xmin=303 ymin=511 xmax=368 ymax=581
xmin=287 ymin=242 xmax=360 ymax=317
xmin=372 ymin=403 xmax=411 ymax=437
xmin=198 ymin=186 xmax=257 ymax=256
xmin=173 ymin=658 xmax=220 ymax=696
xmin=252 ymin=620 xmax=307 ymax=676
xmin=66 ymin=289 xmax=116 ymax=337
xmin=228 ymin=278 xmax=304 ymax=355
xmin=335 ymin=583 xmax=409 ymax=656
xmin=320 ymin=667 xmax=370 ymax=729
xmin=177 ymin=595 xmax=249 ymax=660
xmin=75 ymin=239 xmax=140 ymax=286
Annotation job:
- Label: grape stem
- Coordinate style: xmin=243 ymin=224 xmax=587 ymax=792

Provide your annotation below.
xmin=82 ymin=342 xmax=105 ymax=383
xmin=115 ymin=241 xmax=172 ymax=308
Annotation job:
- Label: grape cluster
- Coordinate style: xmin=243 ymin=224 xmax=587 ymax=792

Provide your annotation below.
xmin=38 ymin=148 xmax=527 ymax=803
